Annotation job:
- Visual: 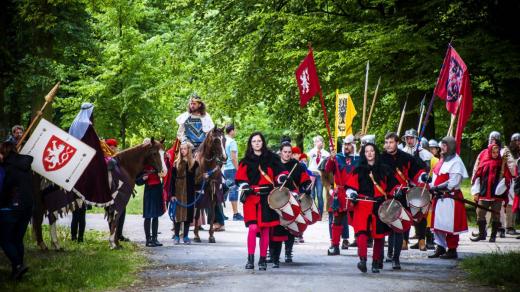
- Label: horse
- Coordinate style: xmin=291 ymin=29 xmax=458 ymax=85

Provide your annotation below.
xmin=31 ymin=138 xmax=166 ymax=250
xmin=192 ymin=127 xmax=227 ymax=243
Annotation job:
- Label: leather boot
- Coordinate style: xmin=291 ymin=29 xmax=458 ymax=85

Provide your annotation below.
xmin=245 ymin=254 xmax=254 ymax=269
xmin=285 ymin=248 xmax=293 ymax=263
xmin=392 ymin=257 xmax=401 ymax=270
xmin=428 ymin=246 xmax=446 ymax=258
xmin=327 ymin=245 xmax=340 ymax=256
xmin=489 ymin=221 xmax=499 ymax=243
xmin=498 ymin=226 xmax=506 ymax=238
xmin=258 ymin=256 xmax=267 ymax=270
xmin=341 ymin=239 xmax=349 ymax=250
xmin=440 ymin=248 xmax=458 ymax=259
xmin=371 ymin=261 xmax=380 ymax=273
xmin=471 ymin=220 xmax=487 ymax=242
xmin=272 ymin=253 xmax=280 ymax=268
xmin=418 ymin=239 xmax=427 ymax=251
xmin=357 ymin=257 xmax=367 ymax=273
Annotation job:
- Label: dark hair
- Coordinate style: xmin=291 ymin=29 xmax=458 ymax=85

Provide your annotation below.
xmin=188 ymin=95 xmax=206 ymax=116
xmin=280 ymin=135 xmax=291 ymax=144
xmin=11 ymin=125 xmax=24 ymax=133
xmin=358 ymin=143 xmax=385 ymax=180
xmin=279 ymin=141 xmax=292 ymax=152
xmin=385 ymin=132 xmax=399 ymax=142
xmin=225 ymin=124 xmax=235 ymax=134
xmin=0 ymin=142 xmax=17 ymax=157
xmin=245 ymin=132 xmax=269 ymax=159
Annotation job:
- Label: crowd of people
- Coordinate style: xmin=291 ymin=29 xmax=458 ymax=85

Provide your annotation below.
xmin=1 ymin=93 xmax=520 ymax=280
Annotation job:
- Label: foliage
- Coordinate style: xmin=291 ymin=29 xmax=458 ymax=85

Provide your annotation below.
xmin=1 ymin=0 xmax=519 ymax=152
xmin=0 ymin=225 xmax=147 ymax=291
xmin=461 ymin=251 xmax=520 ymax=291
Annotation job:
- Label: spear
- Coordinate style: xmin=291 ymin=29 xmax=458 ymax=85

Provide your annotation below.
xmin=396 ymin=98 xmax=408 ymax=136
xmin=364 ymin=76 xmax=381 ymax=135
xmin=16 ymin=82 xmax=61 ymax=151
xmin=362 ymin=61 xmax=370 ymax=134
xmin=417 ymin=94 xmax=426 ymax=132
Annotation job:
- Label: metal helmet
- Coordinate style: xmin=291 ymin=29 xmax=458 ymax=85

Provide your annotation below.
xmin=511 ymin=133 xmax=520 ymax=142
xmin=428 ymin=139 xmax=439 ymax=148
xmin=420 ymin=137 xmax=429 ymax=149
xmin=441 ymin=136 xmax=457 ymax=157
xmin=403 ymin=129 xmax=418 ymax=138
xmin=360 ymin=134 xmax=376 ymax=146
xmin=488 ymin=131 xmax=501 ymax=145
xmin=342 ymin=134 xmax=355 ymax=144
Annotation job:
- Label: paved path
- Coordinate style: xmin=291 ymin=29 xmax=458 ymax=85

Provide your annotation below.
xmin=55 ymin=206 xmax=520 ymax=292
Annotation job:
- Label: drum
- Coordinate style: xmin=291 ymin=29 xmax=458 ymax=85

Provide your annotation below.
xmin=268 ymin=187 xmax=301 ymax=222
xmin=378 ymin=199 xmax=413 ymax=233
xmin=406 ymin=186 xmax=431 ymax=222
xmin=299 ymin=193 xmax=320 ymax=225
xmin=280 ymin=214 xmax=308 ymax=236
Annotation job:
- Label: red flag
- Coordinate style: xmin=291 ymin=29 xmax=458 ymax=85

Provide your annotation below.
xmin=434 ymin=46 xmax=473 ymax=153
xmin=295 ymin=49 xmax=321 ymax=107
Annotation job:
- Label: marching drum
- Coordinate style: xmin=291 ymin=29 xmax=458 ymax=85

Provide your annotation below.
xmin=378 ymin=199 xmax=413 ymax=233
xmin=268 ymin=187 xmax=302 ymax=222
xmin=299 ymin=193 xmax=321 ymax=225
xmin=280 ymin=214 xmax=308 ymax=236
xmin=406 ymin=186 xmax=431 ymax=222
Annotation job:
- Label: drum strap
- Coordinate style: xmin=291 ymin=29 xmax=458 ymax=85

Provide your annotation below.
xmin=369 ymin=172 xmax=387 ymax=200
xmin=395 ymin=167 xmax=408 ymax=185
xmin=258 ymin=166 xmax=275 ymax=186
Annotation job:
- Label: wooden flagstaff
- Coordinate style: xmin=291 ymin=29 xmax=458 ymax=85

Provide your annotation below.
xmin=417 ymin=94 xmax=427 ymax=132
xmin=396 ymin=98 xmax=408 ymax=136
xmin=447 ymin=100 xmax=461 ymax=137
xmin=16 ymin=82 xmax=61 ymax=151
xmin=362 ymin=60 xmax=369 ymax=134
xmin=364 ymin=76 xmax=381 ymax=135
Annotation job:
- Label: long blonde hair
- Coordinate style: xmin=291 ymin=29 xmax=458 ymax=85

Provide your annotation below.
xmin=175 ymin=141 xmax=195 ymax=170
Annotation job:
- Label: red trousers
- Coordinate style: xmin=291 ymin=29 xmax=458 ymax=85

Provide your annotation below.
xmin=357 ymin=233 xmax=383 ymax=260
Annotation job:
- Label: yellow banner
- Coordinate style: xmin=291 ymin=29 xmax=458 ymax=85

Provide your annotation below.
xmin=334 ymin=91 xmax=357 ymax=143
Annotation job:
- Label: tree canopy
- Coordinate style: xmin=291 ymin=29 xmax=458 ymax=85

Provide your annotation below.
xmin=1 ymin=0 xmax=519 ymax=154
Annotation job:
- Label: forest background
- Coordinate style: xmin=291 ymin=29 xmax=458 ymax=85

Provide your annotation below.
xmin=1 ymin=0 xmax=519 ymax=166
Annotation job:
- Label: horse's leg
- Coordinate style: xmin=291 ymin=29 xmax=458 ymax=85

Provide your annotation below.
xmin=50 ymin=221 xmax=63 ymax=251
xmin=108 ymin=214 xmax=119 ymax=249
xmin=209 ymin=202 xmax=216 ymax=243
xmin=193 ymin=208 xmax=201 ymax=243
xmin=32 ymin=211 xmax=48 ymax=251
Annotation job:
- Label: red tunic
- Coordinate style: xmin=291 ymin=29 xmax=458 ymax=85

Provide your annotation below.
xmin=325 ymin=154 xmax=358 ymax=214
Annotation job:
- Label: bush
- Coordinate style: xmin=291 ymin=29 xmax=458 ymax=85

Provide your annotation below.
xmin=461 ymin=251 xmax=520 ymax=291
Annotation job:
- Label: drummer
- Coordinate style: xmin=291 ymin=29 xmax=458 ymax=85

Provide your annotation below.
xmin=325 ymin=134 xmax=359 ymax=256
xmin=270 ymin=142 xmax=312 ymax=268
xmin=345 ymin=142 xmax=400 ymax=273
xmin=381 ymin=132 xmax=429 ymax=269
xmin=235 ymin=132 xmax=287 ymax=271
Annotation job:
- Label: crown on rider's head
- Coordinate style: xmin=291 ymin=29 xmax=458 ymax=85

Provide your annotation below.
xmin=190 ymin=93 xmax=203 ymax=103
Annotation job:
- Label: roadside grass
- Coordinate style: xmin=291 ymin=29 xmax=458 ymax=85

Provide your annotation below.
xmin=461 ymin=251 xmax=520 ymax=291
xmin=90 ymin=185 xmax=144 ymax=215
xmin=0 ymin=225 xmax=147 ymax=291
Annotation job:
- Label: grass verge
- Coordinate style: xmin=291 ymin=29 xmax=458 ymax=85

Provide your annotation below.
xmin=460 ymin=251 xmax=520 ymax=291
xmin=0 ymin=225 xmax=147 ymax=291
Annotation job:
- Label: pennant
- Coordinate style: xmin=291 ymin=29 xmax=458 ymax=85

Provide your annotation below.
xmin=295 ymin=49 xmax=321 ymax=107
xmin=434 ymin=45 xmax=473 ymax=153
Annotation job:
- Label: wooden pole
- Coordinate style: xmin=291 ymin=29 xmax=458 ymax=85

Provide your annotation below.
xmin=362 ymin=61 xmax=369 ymax=134
xmin=417 ymin=94 xmax=427 ymax=132
xmin=16 ymin=82 xmax=60 ymax=151
xmin=397 ymin=98 xmax=408 ymax=136
xmin=447 ymin=100 xmax=461 ymax=137
xmin=364 ymin=76 xmax=381 ymax=135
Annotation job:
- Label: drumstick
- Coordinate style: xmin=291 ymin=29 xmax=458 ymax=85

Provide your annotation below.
xmin=280 ymin=163 xmax=298 ymax=190
xmin=346 ymin=197 xmax=377 ymax=203
xmin=386 ymin=199 xmax=395 ymax=212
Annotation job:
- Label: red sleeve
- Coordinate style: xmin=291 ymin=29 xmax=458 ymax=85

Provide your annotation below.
xmin=299 ymin=167 xmax=311 ymax=185
xmin=346 ymin=173 xmax=360 ymax=191
xmin=235 ymin=162 xmax=249 ymax=184
xmin=325 ymin=157 xmax=336 ymax=173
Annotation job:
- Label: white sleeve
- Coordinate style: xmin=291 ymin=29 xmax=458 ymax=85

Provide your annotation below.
xmin=447 ymin=173 xmax=463 ymax=190
xmin=471 ymin=177 xmax=480 ymax=195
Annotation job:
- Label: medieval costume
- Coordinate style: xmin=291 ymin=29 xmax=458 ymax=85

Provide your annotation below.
xmin=470 ymin=144 xmax=512 ymax=242
xmin=428 ymin=137 xmax=469 ymax=259
xmin=136 ymin=165 xmax=165 ymax=247
xmin=346 ymin=143 xmax=399 ymax=273
xmin=176 ymin=95 xmax=214 ymax=149
xmin=380 ymin=138 xmax=428 ymax=267
xmin=170 ymin=157 xmax=200 ymax=244
xmin=236 ymin=139 xmax=285 ymax=271
xmin=270 ymin=157 xmax=311 ymax=267
xmin=325 ymin=135 xmax=359 ymax=256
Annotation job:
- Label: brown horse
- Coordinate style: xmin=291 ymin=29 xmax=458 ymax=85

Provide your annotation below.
xmin=193 ymin=127 xmax=227 ymax=243
xmin=31 ymin=138 xmax=166 ymax=250
xmin=107 ymin=138 xmax=166 ymax=249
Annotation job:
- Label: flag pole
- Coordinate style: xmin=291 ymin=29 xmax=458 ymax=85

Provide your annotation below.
xmin=362 ymin=61 xmax=369 ymax=134
xmin=447 ymin=100 xmax=461 ymax=136
xmin=334 ymin=89 xmax=339 ymax=148
xmin=364 ymin=76 xmax=381 ymax=135
xmin=417 ymin=94 xmax=427 ymax=132
xmin=16 ymin=82 xmax=60 ymax=151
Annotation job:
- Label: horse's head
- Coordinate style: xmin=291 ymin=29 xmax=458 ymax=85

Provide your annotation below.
xmin=199 ymin=127 xmax=227 ymax=167
xmin=143 ymin=137 xmax=167 ymax=177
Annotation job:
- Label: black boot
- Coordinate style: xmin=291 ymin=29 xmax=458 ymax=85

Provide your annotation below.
xmin=357 ymin=257 xmax=367 ymax=273
xmin=498 ymin=226 xmax=506 ymax=238
xmin=11 ymin=264 xmax=29 ymax=280
xmin=341 ymin=239 xmax=349 ymax=250
xmin=489 ymin=221 xmax=499 ymax=243
xmin=245 ymin=254 xmax=254 ymax=269
xmin=349 ymin=239 xmax=357 ymax=247
xmin=272 ymin=254 xmax=280 ymax=268
xmin=426 ymin=230 xmax=435 ymax=250
xmin=506 ymin=227 xmax=520 ymax=235
xmin=439 ymin=248 xmax=458 ymax=259
xmin=385 ymin=251 xmax=393 ymax=263
xmin=327 ymin=245 xmax=340 ymax=256
xmin=371 ymin=261 xmax=380 ymax=273
xmin=152 ymin=218 xmax=162 ymax=246
xmin=145 ymin=219 xmax=155 ymax=247
xmin=266 ymin=248 xmax=273 ymax=263
xmin=428 ymin=246 xmax=446 ymax=258
xmin=258 ymin=256 xmax=267 ymax=270
xmin=471 ymin=220 xmax=487 ymax=242
xmin=376 ymin=259 xmax=383 ymax=269
xmin=285 ymin=248 xmax=293 ymax=263
xmin=392 ymin=257 xmax=401 ymax=270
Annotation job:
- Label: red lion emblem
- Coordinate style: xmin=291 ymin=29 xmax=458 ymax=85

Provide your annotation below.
xmin=42 ymin=135 xmax=77 ymax=172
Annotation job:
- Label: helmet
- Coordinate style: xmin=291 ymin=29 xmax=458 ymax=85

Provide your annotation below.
xmin=428 ymin=139 xmax=439 ymax=148
xmin=343 ymin=134 xmax=355 ymax=144
xmin=360 ymin=134 xmax=375 ymax=146
xmin=420 ymin=137 xmax=429 ymax=149
xmin=511 ymin=133 xmax=520 ymax=142
xmin=441 ymin=136 xmax=456 ymax=157
xmin=403 ymin=129 xmax=418 ymax=138
xmin=488 ymin=131 xmax=501 ymax=145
